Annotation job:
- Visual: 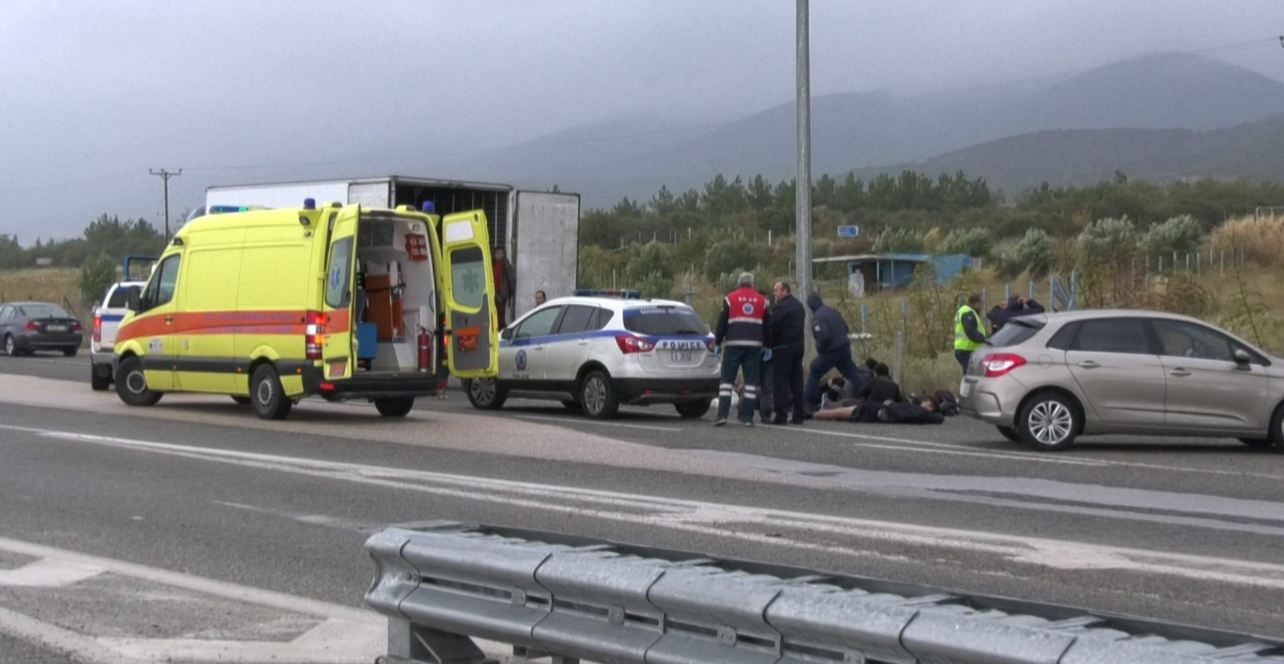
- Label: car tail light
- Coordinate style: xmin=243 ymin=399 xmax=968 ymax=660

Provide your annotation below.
xmin=305 ymin=310 xmax=327 ymax=360
xmin=615 ymin=335 xmax=654 ymax=354
xmin=72 ymin=320 xmax=83 ymax=333
xmin=980 ymin=352 xmax=1026 ymax=377
xmin=25 ymin=321 xmax=37 ymax=331
xmin=705 ymin=338 xmax=716 ymax=353
xmin=93 ymin=316 xmax=102 ymax=342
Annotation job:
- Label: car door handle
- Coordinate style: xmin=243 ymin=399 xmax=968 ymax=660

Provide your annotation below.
xmin=164 ymin=315 xmax=174 ymax=324
xmin=1169 ymin=369 xmax=1191 ymax=377
xmin=1076 ymin=360 xmax=1100 ymax=369
xmin=576 ymin=341 xmax=590 ymax=346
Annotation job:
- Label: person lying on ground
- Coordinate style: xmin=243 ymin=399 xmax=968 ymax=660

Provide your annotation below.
xmin=813 ymin=398 xmax=944 ymax=425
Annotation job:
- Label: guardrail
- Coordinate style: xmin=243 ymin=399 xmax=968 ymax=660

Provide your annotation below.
xmin=365 ymin=522 xmax=1284 ymax=664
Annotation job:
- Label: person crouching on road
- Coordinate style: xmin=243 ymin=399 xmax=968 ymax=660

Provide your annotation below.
xmin=713 ymin=272 xmax=770 ymax=427
xmin=954 ymin=293 xmax=987 ymax=372
xmin=803 ymin=293 xmax=866 ymax=413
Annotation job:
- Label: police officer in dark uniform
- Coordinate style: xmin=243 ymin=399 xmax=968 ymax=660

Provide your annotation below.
xmin=713 ymin=272 xmax=770 ymax=427
xmin=767 ymin=281 xmax=806 ymax=424
xmin=803 ymin=292 xmax=866 ymax=412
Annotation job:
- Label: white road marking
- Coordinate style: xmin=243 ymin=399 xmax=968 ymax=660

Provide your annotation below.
xmin=0 ymin=605 xmax=137 ymax=664
xmin=514 ymin=413 xmax=682 ymax=432
xmin=787 ymin=425 xmax=1284 ymax=479
xmin=213 ymin=500 xmax=377 ymax=533
xmin=98 ymin=617 xmax=382 ymax=663
xmin=0 ymin=558 xmax=106 ymax=587
xmin=0 ymin=536 xmax=528 ymax=663
xmin=5 ymin=423 xmax=1284 ymax=592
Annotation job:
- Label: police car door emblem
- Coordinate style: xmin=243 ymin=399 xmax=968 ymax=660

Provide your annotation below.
xmin=516 ymin=349 xmax=527 ymax=371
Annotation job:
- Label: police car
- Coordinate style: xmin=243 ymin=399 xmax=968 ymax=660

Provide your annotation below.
xmin=89 ymin=280 xmax=145 ymax=391
xmin=463 ymin=296 xmax=720 ymax=419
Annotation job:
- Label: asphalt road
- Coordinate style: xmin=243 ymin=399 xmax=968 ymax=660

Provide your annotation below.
xmin=1 ymin=351 xmax=1283 ymax=662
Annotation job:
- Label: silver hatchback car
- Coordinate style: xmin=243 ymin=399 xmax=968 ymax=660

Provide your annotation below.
xmin=959 ymin=310 xmax=1284 ymax=450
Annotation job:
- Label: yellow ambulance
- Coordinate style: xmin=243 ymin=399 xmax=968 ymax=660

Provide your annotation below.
xmin=113 ymin=201 xmax=497 ymax=419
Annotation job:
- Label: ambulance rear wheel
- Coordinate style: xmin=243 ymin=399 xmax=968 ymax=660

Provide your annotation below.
xmin=115 ymin=356 xmax=161 ymax=407
xmin=374 ymin=397 xmax=415 ymax=418
xmin=251 ymin=364 xmax=292 ymax=420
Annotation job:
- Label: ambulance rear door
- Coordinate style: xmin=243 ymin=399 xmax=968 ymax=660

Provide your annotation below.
xmin=438 ymin=211 xmax=498 ymax=377
xmin=321 ymin=206 xmax=359 ymax=381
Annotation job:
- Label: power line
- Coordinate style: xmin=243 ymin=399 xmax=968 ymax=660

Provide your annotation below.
xmin=149 ymin=168 xmax=182 ymax=243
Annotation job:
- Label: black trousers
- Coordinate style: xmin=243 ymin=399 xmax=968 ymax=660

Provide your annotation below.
xmin=772 ymin=346 xmax=805 ymax=420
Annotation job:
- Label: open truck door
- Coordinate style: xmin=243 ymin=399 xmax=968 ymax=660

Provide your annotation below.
xmin=438 ymin=211 xmax=498 ymax=377
xmin=321 ymin=206 xmax=359 ymax=381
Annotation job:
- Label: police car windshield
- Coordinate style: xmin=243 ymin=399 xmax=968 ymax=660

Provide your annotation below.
xmin=623 ymin=308 xmax=709 ymax=336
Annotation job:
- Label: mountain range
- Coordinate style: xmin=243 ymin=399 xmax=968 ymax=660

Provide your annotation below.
xmin=433 ymin=52 xmax=1284 ymax=206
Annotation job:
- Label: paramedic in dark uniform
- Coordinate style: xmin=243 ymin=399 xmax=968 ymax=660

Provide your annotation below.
xmin=713 ymin=272 xmax=770 ymax=427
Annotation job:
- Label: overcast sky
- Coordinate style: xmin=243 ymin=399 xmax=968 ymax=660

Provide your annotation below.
xmin=0 ymin=0 xmax=1280 ymax=243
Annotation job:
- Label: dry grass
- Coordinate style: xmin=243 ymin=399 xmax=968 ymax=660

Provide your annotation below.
xmin=0 ymin=268 xmax=86 ymax=317
xmin=1209 ymin=214 xmax=1284 ymax=265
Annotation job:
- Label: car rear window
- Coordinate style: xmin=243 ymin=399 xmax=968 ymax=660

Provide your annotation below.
xmin=987 ymin=317 xmax=1044 ymax=347
xmin=19 ymin=304 xmax=70 ymax=318
xmin=623 ymin=307 xmax=709 ymax=336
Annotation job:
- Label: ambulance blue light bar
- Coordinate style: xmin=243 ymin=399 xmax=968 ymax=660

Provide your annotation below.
xmin=209 ymin=205 xmax=250 ymax=214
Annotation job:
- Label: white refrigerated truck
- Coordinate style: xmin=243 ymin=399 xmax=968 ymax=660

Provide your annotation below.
xmin=203 ymin=176 xmax=580 ymax=319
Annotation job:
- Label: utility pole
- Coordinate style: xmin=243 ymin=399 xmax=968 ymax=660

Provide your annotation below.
xmin=796 ymin=0 xmax=813 ymax=347
xmin=149 ymin=168 xmax=182 ymax=243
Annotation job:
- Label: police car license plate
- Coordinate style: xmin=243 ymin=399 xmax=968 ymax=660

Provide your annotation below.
xmin=46 ymin=325 xmax=66 ymax=332
xmin=671 ymin=350 xmax=693 ymax=363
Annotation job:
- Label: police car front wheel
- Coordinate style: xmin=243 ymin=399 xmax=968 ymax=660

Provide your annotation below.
xmin=465 ymin=378 xmax=507 ymax=410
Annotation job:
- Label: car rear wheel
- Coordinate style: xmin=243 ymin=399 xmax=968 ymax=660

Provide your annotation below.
xmin=63 ymin=347 xmax=78 ymax=357
xmin=3 ymin=334 xmax=16 ymax=357
xmin=465 ymin=378 xmax=507 ymax=410
xmin=250 ymin=364 xmax=292 ymax=420
xmin=374 ymin=397 xmax=415 ymax=417
xmin=996 ymin=426 xmax=1023 ymax=443
xmin=114 ymin=356 xmax=162 ymax=407
xmin=90 ymin=363 xmax=112 ymax=391
xmin=1017 ymin=393 xmax=1079 ymax=451
xmin=579 ymin=370 xmax=618 ymax=419
xmin=675 ymin=400 xmax=711 ymax=418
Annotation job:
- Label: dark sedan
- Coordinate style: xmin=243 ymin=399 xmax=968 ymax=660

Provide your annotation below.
xmin=0 ymin=302 xmax=84 ymax=357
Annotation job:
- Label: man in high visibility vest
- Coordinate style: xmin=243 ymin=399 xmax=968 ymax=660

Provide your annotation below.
xmin=954 ymin=293 xmax=987 ymax=372
xmin=713 ymin=272 xmax=771 ymax=427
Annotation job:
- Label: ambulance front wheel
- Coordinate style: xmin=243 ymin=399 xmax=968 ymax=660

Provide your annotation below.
xmin=374 ymin=397 xmax=415 ymax=418
xmin=114 ymin=357 xmax=162 ymax=407
xmin=251 ymin=364 xmax=293 ymax=420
